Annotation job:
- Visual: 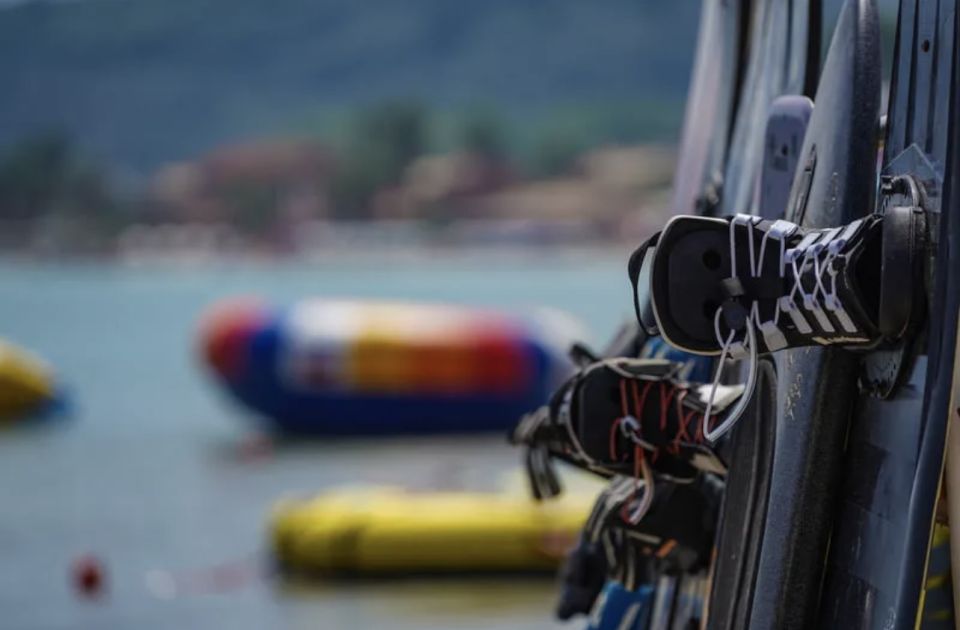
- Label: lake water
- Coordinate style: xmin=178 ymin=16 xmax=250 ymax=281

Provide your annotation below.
xmin=0 ymin=251 xmax=632 ymax=630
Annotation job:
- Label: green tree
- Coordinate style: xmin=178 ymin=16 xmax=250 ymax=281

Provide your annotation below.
xmin=460 ymin=108 xmax=506 ymax=159
xmin=531 ymin=133 xmax=584 ymax=178
xmin=0 ymin=131 xmax=117 ymax=228
xmin=331 ymin=101 xmax=427 ymax=218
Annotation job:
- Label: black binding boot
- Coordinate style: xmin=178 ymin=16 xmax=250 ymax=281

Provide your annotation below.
xmin=553 ymin=474 xmax=721 ymax=620
xmin=511 ymin=357 xmax=741 ymax=497
xmin=629 ymin=206 xmax=928 ymax=358
xmin=625 ymin=205 xmax=929 ymax=439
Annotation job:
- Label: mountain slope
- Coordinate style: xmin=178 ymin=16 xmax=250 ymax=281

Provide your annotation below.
xmin=0 ymin=0 xmax=699 ymax=171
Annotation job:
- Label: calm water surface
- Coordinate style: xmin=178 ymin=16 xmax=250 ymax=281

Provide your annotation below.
xmin=0 ymin=252 xmax=631 ymax=630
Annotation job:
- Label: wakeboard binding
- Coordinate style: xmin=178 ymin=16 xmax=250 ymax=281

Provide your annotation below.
xmin=509 ymin=342 xmax=725 ymax=620
xmin=630 ymin=204 xmax=929 ymax=358
xmin=625 ymin=201 xmax=931 ymax=441
xmin=554 ymin=474 xmax=721 ymax=619
xmin=511 ymin=356 xmax=741 ymax=498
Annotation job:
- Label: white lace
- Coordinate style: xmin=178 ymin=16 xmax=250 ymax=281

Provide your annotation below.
xmin=701 ymin=215 xmax=865 ymax=442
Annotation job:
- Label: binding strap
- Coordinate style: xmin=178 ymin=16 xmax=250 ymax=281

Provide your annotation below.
xmin=628 ymin=233 xmax=662 ymax=336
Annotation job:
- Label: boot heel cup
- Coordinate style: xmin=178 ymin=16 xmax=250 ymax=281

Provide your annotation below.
xmin=647 ymin=216 xmax=735 ymax=355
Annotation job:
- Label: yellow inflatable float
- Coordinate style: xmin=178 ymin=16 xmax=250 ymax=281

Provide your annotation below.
xmin=0 ymin=339 xmax=59 ymax=424
xmin=271 ymin=484 xmax=595 ymax=575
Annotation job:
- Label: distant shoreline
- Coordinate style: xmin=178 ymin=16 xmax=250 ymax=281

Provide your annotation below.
xmin=0 ymin=241 xmax=637 ymax=269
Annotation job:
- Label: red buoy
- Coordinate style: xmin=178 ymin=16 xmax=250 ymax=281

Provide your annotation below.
xmin=71 ymin=555 xmax=106 ymax=599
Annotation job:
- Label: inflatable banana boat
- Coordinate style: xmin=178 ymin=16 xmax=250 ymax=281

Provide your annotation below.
xmin=198 ymin=299 xmax=583 ymax=435
xmin=0 ymin=339 xmax=60 ymax=424
xmin=271 ymin=485 xmax=594 ymax=575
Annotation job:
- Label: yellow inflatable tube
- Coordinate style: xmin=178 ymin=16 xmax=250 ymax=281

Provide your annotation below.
xmin=271 ymin=486 xmax=593 ymax=575
xmin=0 ymin=340 xmax=57 ymax=423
